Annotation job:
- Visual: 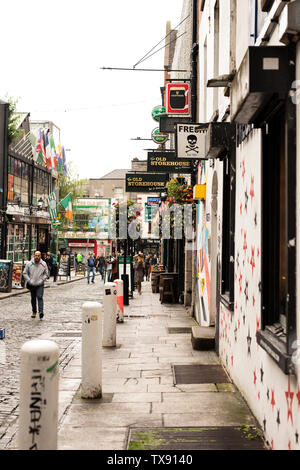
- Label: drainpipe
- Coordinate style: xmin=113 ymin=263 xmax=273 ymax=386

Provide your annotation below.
xmin=191 ymin=0 xmax=198 ymax=124
xmin=188 ymin=0 xmax=198 ymax=314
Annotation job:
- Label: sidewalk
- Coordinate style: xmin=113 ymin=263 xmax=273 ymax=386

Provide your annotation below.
xmin=11 ymin=281 xmax=267 ymax=451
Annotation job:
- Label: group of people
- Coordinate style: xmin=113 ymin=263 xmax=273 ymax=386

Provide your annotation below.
xmin=133 ymin=252 xmax=159 ymax=295
xmin=80 ymin=252 xmax=118 ymax=284
xmin=23 ymin=248 xmax=159 ymax=319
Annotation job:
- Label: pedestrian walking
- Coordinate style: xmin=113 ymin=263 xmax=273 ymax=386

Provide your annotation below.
xmin=97 ymin=255 xmax=105 ymax=280
xmin=52 ymin=252 xmax=58 ymax=282
xmin=106 ymin=256 xmax=112 ymax=282
xmin=87 ymin=252 xmax=96 ymax=284
xmin=22 ymin=251 xmax=49 ymax=320
xmin=145 ymin=254 xmax=151 ymax=281
xmin=45 ymin=252 xmax=53 ymax=277
xmin=134 ymin=252 xmax=144 ymax=295
xmin=151 ymin=254 xmax=158 ymax=267
xmin=111 ymin=254 xmax=118 ymax=282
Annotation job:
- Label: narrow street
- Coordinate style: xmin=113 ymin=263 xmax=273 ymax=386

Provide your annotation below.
xmin=0 ymin=277 xmax=103 ymax=449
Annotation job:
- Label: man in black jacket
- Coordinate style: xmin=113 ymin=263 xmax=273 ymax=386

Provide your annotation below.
xmin=87 ymin=252 xmax=96 ymax=284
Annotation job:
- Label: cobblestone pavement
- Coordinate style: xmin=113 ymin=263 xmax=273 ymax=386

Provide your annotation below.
xmin=0 ymin=277 xmax=103 ymax=449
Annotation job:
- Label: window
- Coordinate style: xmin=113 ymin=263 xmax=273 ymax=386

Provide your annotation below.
xmin=7 ymin=156 xmax=30 ymax=204
xmin=32 ymin=168 xmax=51 ymax=206
xmin=220 ymin=150 xmax=236 ymax=311
xmin=257 ymin=100 xmax=296 ymax=374
xmin=74 ymin=213 xmax=89 ymax=229
xmin=249 ymin=0 xmax=268 ymax=43
xmin=213 ymin=1 xmax=219 ymax=114
xmin=114 ymin=187 xmax=124 ymax=199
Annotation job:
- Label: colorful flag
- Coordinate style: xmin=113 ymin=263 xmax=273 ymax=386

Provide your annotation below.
xmin=61 ymin=146 xmax=68 ymax=175
xmin=56 ymin=144 xmax=64 ymax=175
xmin=44 ymin=131 xmax=52 ymax=169
xmin=35 ymin=129 xmax=47 ymax=166
xmin=60 ymin=193 xmax=73 ymax=222
xmin=49 ymin=134 xmax=58 ymax=170
xmin=47 ymin=190 xmax=58 ymax=222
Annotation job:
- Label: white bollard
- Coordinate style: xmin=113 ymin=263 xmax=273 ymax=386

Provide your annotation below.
xmin=103 ymin=282 xmax=117 ymax=347
xmin=18 ymin=340 xmax=59 ymax=450
xmin=114 ymin=279 xmax=124 ymax=323
xmin=81 ymin=301 xmax=102 ymax=399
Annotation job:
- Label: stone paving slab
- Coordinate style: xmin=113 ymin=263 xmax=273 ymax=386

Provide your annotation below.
xmin=112 ymin=392 xmax=162 ymax=403
xmin=163 ymin=412 xmax=256 ymax=428
xmin=58 ymin=426 xmax=127 ymax=450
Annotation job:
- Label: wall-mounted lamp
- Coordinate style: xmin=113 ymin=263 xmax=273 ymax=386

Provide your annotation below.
xmin=37 ymin=197 xmax=44 ymax=209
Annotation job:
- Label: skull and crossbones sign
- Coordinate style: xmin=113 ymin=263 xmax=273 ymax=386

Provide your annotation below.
xmin=186 ymin=134 xmax=199 ymax=154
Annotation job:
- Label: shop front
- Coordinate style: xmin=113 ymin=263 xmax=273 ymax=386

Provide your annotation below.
xmin=68 ymin=239 xmax=96 ymax=260
xmin=6 ymin=217 xmax=50 ymax=288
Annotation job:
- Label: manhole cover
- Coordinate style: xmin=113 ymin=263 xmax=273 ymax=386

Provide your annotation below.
xmin=52 ymin=332 xmax=82 ymax=337
xmin=128 ymin=427 xmax=266 ymax=450
xmin=168 ymin=327 xmax=192 ymax=334
xmin=173 ymin=364 xmax=230 ymax=384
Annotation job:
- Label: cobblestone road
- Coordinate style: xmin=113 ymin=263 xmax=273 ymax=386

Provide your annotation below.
xmin=0 ymin=277 xmax=103 ymax=449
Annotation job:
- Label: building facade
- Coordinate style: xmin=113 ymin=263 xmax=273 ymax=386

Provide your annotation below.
xmin=170 ymin=0 xmax=300 ymax=450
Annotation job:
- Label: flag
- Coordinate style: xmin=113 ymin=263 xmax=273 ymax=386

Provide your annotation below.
xmin=60 ymin=193 xmax=73 ymax=222
xmin=35 ymin=129 xmax=47 ymax=166
xmin=44 ymin=131 xmax=52 ymax=169
xmin=27 ymin=133 xmax=36 ymax=147
xmin=26 ymin=133 xmax=38 ymax=161
xmin=61 ymin=146 xmax=68 ymax=175
xmin=47 ymin=190 xmax=58 ymax=222
xmin=49 ymin=134 xmax=58 ymax=170
xmin=56 ymin=144 xmax=64 ymax=175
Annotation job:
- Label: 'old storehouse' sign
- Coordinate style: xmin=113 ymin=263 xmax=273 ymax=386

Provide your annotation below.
xmin=147 ymin=152 xmax=192 ymax=173
xmin=126 ymin=173 xmax=168 ymax=193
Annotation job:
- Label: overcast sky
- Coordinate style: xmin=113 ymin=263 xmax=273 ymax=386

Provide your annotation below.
xmin=0 ymin=0 xmax=184 ymax=179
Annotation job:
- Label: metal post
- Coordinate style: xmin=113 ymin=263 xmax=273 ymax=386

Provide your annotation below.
xmin=103 ymin=282 xmax=117 ymax=347
xmin=114 ymin=279 xmax=124 ymax=323
xmin=81 ymin=301 xmax=102 ymax=399
xmin=122 ymin=239 xmax=129 ymax=305
xmin=18 ymin=340 xmax=59 ymax=450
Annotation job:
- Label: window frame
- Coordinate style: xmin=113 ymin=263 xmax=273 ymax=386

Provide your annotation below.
xmin=220 ymin=142 xmax=236 ymax=312
xmin=257 ymin=71 xmax=296 ymax=375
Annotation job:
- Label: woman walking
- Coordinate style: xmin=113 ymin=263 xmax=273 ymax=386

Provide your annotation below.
xmin=134 ymin=253 xmax=144 ymax=295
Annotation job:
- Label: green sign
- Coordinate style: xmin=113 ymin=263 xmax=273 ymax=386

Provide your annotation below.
xmin=151 ymin=105 xmax=167 ymax=122
xmin=118 ymin=256 xmax=132 ymax=264
xmin=144 ymin=203 xmax=159 ymax=222
xmin=151 ymin=127 xmax=168 ymax=144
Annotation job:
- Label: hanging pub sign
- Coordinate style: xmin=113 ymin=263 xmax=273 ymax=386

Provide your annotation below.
xmin=151 ymin=105 xmax=167 ymax=122
xmin=166 ymin=82 xmax=190 ymax=116
xmin=147 ymin=151 xmax=192 ymax=173
xmin=176 ymin=123 xmax=209 ymax=159
xmin=126 ymin=173 xmax=168 ymax=193
xmin=151 ymin=127 xmax=169 ymax=144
